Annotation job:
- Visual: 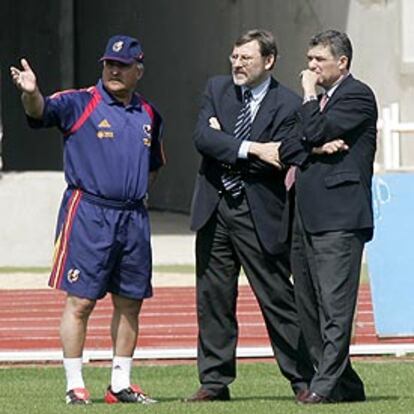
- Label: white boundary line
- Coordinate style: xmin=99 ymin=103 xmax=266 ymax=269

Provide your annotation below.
xmin=1 ymin=344 xmax=414 ymax=363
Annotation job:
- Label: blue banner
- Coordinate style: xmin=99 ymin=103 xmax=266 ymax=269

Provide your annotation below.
xmin=366 ymin=173 xmax=414 ymax=336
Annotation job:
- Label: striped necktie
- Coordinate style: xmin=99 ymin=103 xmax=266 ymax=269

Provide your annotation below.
xmin=221 ymin=89 xmax=252 ymax=197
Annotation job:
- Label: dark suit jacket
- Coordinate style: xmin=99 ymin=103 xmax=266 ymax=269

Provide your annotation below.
xmin=190 ymin=75 xmax=301 ymax=254
xmin=280 ymin=74 xmax=378 ymax=240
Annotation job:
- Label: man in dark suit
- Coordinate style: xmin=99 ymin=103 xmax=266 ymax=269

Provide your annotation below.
xmin=279 ymin=30 xmax=378 ymax=404
xmin=185 ymin=29 xmax=314 ymax=402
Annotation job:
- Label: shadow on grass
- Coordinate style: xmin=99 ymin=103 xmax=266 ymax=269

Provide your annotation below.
xmin=231 ymin=395 xmax=294 ymax=402
xmin=92 ymin=395 xmax=297 ymax=404
xmin=366 ymin=395 xmax=399 ymax=402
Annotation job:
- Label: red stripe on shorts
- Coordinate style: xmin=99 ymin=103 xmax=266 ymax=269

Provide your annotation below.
xmin=49 ymin=190 xmax=82 ymax=289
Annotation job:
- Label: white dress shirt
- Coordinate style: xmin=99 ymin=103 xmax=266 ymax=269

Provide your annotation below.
xmin=238 ymin=76 xmax=271 ymax=159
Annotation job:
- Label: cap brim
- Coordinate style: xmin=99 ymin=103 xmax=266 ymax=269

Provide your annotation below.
xmin=99 ymin=55 xmax=136 ymax=64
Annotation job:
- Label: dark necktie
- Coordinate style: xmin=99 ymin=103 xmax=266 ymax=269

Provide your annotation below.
xmin=284 ymin=93 xmax=329 ymax=190
xmin=222 ymin=89 xmax=253 ymax=197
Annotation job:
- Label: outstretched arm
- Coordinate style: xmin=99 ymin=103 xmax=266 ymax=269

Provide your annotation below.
xmin=10 ymin=58 xmax=44 ymax=119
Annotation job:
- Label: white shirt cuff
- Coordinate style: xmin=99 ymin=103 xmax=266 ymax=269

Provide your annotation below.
xmin=238 ymin=141 xmax=251 ymax=159
xmin=303 ymin=95 xmax=317 ymax=104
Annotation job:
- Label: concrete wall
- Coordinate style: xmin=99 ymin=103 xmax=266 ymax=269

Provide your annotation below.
xmin=0 ymin=172 xmax=195 ymax=267
xmin=346 ymin=0 xmax=414 ymax=168
xmin=0 ymin=172 xmax=65 ymax=266
xmin=2 ymin=0 xmax=413 ymax=266
xmin=72 ymin=0 xmax=246 ymax=212
xmin=0 ymin=0 xmax=65 ymax=170
xmin=141 ymin=0 xmax=352 ymax=211
xmin=227 ymin=0 xmax=350 ymax=93
xmin=3 ymin=1 xmax=413 ymax=207
xmin=1 ymin=0 xmax=352 ymax=213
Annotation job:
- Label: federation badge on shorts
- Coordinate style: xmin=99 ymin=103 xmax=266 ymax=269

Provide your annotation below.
xmin=67 ymin=268 xmax=80 ymax=283
xmin=112 ymin=41 xmax=124 ymax=52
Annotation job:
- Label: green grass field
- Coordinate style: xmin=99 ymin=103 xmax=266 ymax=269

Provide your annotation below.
xmin=1 ymin=361 xmax=413 ymax=414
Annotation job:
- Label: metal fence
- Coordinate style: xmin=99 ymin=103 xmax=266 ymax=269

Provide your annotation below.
xmin=380 ymin=103 xmax=414 ymax=171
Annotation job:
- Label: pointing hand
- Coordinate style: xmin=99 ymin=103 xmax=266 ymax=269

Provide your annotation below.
xmin=10 ymin=58 xmax=38 ymax=94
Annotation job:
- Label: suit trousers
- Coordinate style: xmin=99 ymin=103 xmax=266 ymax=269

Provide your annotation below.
xmin=195 ymin=192 xmax=313 ymax=395
xmin=291 ymin=203 xmax=366 ymax=400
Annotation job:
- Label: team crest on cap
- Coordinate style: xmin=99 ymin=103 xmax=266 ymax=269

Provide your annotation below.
xmin=112 ymin=41 xmax=124 ymax=52
xmin=67 ymin=268 xmax=80 ymax=283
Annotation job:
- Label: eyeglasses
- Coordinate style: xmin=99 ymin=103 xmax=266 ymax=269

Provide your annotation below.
xmin=229 ymin=54 xmax=258 ymax=66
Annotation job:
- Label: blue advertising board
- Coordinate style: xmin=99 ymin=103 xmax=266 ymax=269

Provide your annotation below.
xmin=366 ymin=173 xmax=414 ymax=336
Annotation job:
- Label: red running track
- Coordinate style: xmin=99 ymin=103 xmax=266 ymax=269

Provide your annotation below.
xmin=0 ymin=284 xmax=413 ymax=352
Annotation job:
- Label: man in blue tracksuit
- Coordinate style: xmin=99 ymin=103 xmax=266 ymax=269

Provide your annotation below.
xmin=10 ymin=35 xmax=164 ymax=405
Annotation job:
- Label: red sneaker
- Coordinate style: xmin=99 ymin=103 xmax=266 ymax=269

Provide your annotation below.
xmin=65 ymin=387 xmax=91 ymax=405
xmin=104 ymin=384 xmax=157 ymax=404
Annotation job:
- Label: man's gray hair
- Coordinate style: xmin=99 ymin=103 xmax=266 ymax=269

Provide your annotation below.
xmin=309 ymin=30 xmax=353 ymax=69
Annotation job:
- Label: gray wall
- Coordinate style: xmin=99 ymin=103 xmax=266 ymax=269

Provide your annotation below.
xmin=72 ymin=0 xmax=351 ymax=212
xmin=6 ymin=0 xmax=410 ymax=267
xmin=73 ymin=0 xmax=240 ymax=212
xmin=0 ymin=0 xmax=64 ymax=170
xmin=1 ymin=0 xmax=356 ymax=212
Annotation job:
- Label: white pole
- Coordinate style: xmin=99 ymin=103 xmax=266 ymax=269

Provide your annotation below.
xmin=390 ymin=102 xmax=401 ymax=169
xmin=382 ymin=106 xmax=392 ymax=170
xmin=0 ymin=66 xmax=3 ymax=174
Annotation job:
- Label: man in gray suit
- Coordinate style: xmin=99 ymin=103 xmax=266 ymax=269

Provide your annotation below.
xmin=186 ymin=29 xmax=314 ymax=402
xmin=280 ymin=30 xmax=377 ymax=404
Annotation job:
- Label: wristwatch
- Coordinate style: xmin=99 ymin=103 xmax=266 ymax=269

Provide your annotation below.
xmin=303 ymin=95 xmax=317 ymax=104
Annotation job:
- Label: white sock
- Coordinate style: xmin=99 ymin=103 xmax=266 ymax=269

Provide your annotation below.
xmin=111 ymin=356 xmax=132 ymax=393
xmin=63 ymin=357 xmax=85 ymax=391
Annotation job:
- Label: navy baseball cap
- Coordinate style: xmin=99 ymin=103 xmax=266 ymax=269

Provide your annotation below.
xmin=100 ymin=35 xmax=144 ymax=64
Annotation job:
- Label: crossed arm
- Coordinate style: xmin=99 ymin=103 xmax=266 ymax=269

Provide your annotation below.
xmin=208 ymin=116 xmax=348 ymax=168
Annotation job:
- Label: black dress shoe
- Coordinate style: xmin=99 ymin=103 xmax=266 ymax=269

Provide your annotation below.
xmin=298 ymin=391 xmax=332 ymax=404
xmin=182 ymin=387 xmax=230 ymax=402
xmin=295 ymin=389 xmax=310 ymax=403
